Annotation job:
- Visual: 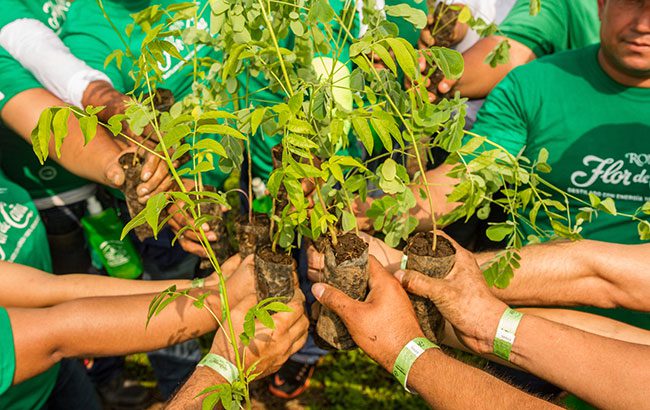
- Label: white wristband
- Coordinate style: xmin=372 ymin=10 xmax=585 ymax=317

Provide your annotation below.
xmin=197 ymin=353 xmax=239 ymax=384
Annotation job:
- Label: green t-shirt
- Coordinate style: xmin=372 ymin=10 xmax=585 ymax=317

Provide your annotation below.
xmin=0 ymin=0 xmax=92 ymax=200
xmin=472 ymin=44 xmax=650 ymax=329
xmin=499 ymin=0 xmax=600 ymax=58
xmin=62 ymin=0 xmax=229 ymax=188
xmin=0 ymin=169 xmax=57 ymax=409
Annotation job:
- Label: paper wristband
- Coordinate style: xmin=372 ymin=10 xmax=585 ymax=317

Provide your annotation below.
xmin=392 ymin=337 xmax=439 ymax=393
xmin=191 ymin=278 xmax=206 ymax=289
xmin=197 ymin=353 xmax=239 ymax=384
xmin=493 ymin=308 xmax=524 ymax=361
xmin=400 ymin=254 xmax=408 ymax=270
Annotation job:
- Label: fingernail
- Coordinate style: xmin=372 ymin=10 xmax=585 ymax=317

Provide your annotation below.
xmin=394 ymin=270 xmax=405 ymax=283
xmin=138 ymin=187 xmax=149 ymax=195
xmin=207 ymin=233 xmax=217 ymax=241
xmin=439 ymin=83 xmax=450 ymax=93
xmin=312 ymin=283 xmax=324 ymax=299
xmin=202 ymin=223 xmax=210 ymax=231
xmin=142 ymin=172 xmax=152 ymax=181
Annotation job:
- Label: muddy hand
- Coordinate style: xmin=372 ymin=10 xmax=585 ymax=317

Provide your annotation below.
xmin=312 ymin=256 xmax=423 ymax=371
xmin=137 ymin=151 xmax=176 ymax=204
xmin=394 ymin=231 xmax=507 ymax=355
xmin=210 ymin=290 xmax=309 ymax=377
xmin=166 ymin=179 xmax=221 ymax=258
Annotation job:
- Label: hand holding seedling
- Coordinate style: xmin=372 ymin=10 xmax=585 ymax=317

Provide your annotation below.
xmin=166 ymin=179 xmax=222 ymax=258
xmin=210 ymin=291 xmax=309 ymax=378
xmin=207 ymin=254 xmax=256 ymax=309
xmin=306 ymin=233 xmax=402 ymax=283
xmin=395 ymin=231 xmax=507 ymax=355
xmin=136 ymin=151 xmax=176 ymax=204
xmin=312 ymin=256 xmax=424 ymax=371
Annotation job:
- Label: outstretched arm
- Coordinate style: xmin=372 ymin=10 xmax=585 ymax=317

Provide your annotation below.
xmin=398 ymin=232 xmax=650 ymax=410
xmin=6 ymin=256 xmax=255 ymax=385
xmin=0 ymin=255 xmax=243 ymax=308
xmin=478 ymin=240 xmax=650 ymax=311
xmin=312 ymin=256 xmax=556 ymax=409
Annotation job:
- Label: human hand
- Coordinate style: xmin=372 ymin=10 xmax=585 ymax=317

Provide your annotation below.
xmin=167 ymin=179 xmax=221 ymax=257
xmin=307 ymin=233 xmax=402 ymax=283
xmin=210 ymin=290 xmax=309 ymax=377
xmin=206 ymin=254 xmax=256 ymax=307
xmin=395 ymin=231 xmax=507 ymax=355
xmin=136 ymin=151 xmax=175 ymax=204
xmin=312 ymin=256 xmax=424 ymax=371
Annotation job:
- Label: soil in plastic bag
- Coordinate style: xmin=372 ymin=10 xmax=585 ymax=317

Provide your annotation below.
xmin=315 ymin=233 xmax=369 ymax=350
xmin=404 ymin=232 xmax=456 ymax=342
xmin=254 ymin=245 xmax=295 ymax=302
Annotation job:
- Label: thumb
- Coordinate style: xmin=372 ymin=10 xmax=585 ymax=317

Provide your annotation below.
xmin=311 ymin=283 xmax=356 ymax=322
xmin=438 ymin=78 xmax=454 ymax=94
xmin=105 ymin=162 xmax=125 ymax=187
xmin=394 ymin=269 xmax=444 ymax=303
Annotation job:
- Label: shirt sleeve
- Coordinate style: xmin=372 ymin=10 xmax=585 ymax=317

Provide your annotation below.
xmin=470 ymin=69 xmax=529 ymax=157
xmin=60 ymin=6 xmax=127 ymax=93
xmin=0 ymin=19 xmax=112 ymax=107
xmin=0 ymin=307 xmax=16 ymax=396
xmin=498 ymin=0 xmax=567 ymax=57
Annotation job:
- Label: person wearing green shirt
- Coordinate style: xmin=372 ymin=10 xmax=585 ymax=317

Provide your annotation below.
xmin=410 ymin=0 xmax=650 ymax=325
xmin=435 ymin=0 xmax=600 ymax=99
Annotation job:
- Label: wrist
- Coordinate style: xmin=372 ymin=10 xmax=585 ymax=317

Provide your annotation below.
xmin=379 ymin=330 xmax=426 ymax=372
xmin=474 ymin=302 xmax=509 ymax=355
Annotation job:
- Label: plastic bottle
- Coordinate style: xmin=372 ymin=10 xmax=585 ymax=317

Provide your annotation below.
xmin=81 ymin=196 xmax=143 ymax=279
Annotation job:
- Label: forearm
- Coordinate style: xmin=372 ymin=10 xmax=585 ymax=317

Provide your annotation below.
xmin=455 ymin=36 xmax=535 ymax=99
xmin=9 ymin=290 xmax=222 ymax=384
xmin=484 ymin=240 xmax=650 ymax=311
xmin=1 ymin=88 xmax=123 ymax=187
xmin=408 ymin=348 xmax=556 ymax=409
xmin=510 ymin=314 xmax=650 ymax=410
xmin=166 ymin=366 xmax=226 ymax=410
xmin=0 ymin=261 xmax=206 ymax=308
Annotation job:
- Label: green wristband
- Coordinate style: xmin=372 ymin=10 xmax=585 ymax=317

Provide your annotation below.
xmin=197 ymin=353 xmax=239 ymax=384
xmin=493 ymin=308 xmax=524 ymax=361
xmin=392 ymin=337 xmax=439 ymax=393
xmin=191 ymin=277 xmax=206 ymax=289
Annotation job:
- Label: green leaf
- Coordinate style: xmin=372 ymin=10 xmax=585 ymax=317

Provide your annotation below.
xmin=197 ymin=124 xmax=246 ymax=140
xmin=385 ymin=37 xmax=417 ymax=79
xmin=264 ymin=301 xmax=292 ymax=313
xmin=307 ymin=0 xmax=335 ymax=23
xmin=537 ymin=148 xmax=549 ymax=164
xmin=384 ymin=4 xmax=427 ymax=29
xmin=381 ymin=159 xmax=397 ymax=181
xmin=255 ymin=309 xmax=274 ymax=329
xmin=250 ymin=107 xmax=266 ymax=135
xmin=286 ymin=119 xmax=315 ymax=135
xmin=31 ymin=108 xmax=53 ymax=164
xmin=79 ymin=115 xmax=98 ymax=145
xmin=194 ymin=139 xmax=228 ymax=158
xmin=144 ymin=193 xmax=168 ymax=238
xmin=484 ymin=39 xmax=511 ymax=68
xmin=638 ymin=220 xmax=650 ymax=240
xmin=52 ymin=108 xmax=70 ymax=158
xmin=341 ymin=210 xmax=357 ymax=232
xmin=529 ymin=0 xmax=541 ymax=16
xmin=370 ymin=43 xmax=397 ymax=75
xmin=351 ymin=117 xmax=373 ymax=154
xmin=428 ymin=47 xmax=464 ymax=80
xmin=486 ymin=222 xmax=514 ymax=242
xmin=599 ymin=197 xmax=617 ymax=215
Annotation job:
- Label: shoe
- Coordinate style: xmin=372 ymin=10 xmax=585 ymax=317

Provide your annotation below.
xmin=97 ymin=374 xmax=154 ymax=410
xmin=268 ymin=359 xmax=316 ymax=399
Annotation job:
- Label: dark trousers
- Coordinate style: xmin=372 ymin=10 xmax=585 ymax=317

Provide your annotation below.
xmin=41 ymin=359 xmax=102 ymax=410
